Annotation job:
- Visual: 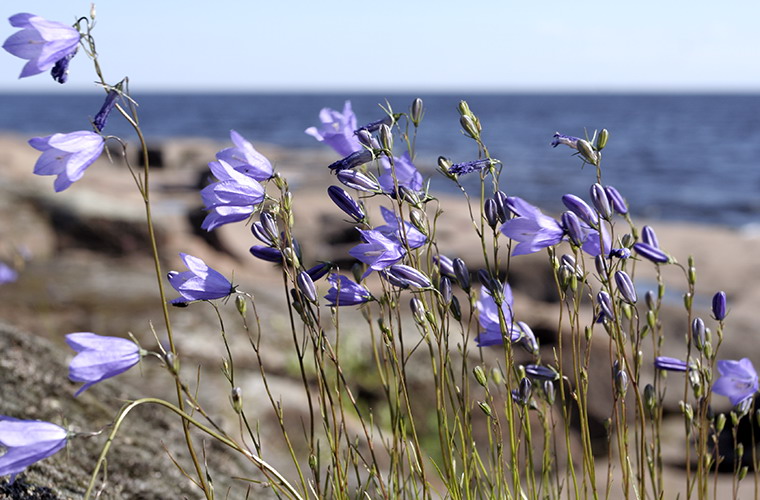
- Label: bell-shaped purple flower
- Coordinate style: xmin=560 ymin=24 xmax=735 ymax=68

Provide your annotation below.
xmin=215 ymin=130 xmax=274 ymax=181
xmin=29 ymin=131 xmax=104 ymax=192
xmin=376 ymin=207 xmax=427 ymax=249
xmin=200 ymin=160 xmax=265 ymax=231
xmin=0 ymin=416 xmax=68 ymax=482
xmin=551 ymin=132 xmax=580 ymax=149
xmin=379 ymin=152 xmax=423 ymax=195
xmin=349 ymin=229 xmax=405 ymax=279
xmin=305 ymin=101 xmax=362 ymax=157
xmin=712 ymin=291 xmax=727 ymax=321
xmin=500 ymin=197 xmax=564 ymax=256
xmin=66 ymin=332 xmax=141 ymax=396
xmin=476 ymin=283 xmax=520 ymax=346
xmin=713 ymin=358 xmax=759 ymax=407
xmin=325 ymin=273 xmax=372 ymax=306
xmin=3 ymin=13 xmax=80 ymax=80
xmin=167 ymin=253 xmax=234 ymax=303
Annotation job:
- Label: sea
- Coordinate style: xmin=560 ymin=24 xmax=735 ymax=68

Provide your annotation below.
xmin=1 ymin=93 xmax=759 ymax=228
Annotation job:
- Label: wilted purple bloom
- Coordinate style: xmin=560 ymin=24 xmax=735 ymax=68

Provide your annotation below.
xmin=29 ymin=131 xmax=104 ymax=192
xmin=215 ymin=130 xmax=274 ymax=181
xmin=614 ymin=270 xmax=637 ymax=304
xmin=167 ymin=253 xmax=234 ymax=303
xmin=200 ymin=160 xmax=265 ymax=231
xmin=654 ymin=356 xmax=690 ymax=372
xmin=551 ymin=132 xmax=580 ymax=149
xmin=562 ymin=194 xmax=598 ymax=226
xmin=337 ymin=170 xmax=380 ymax=192
xmin=385 ymin=264 xmax=432 ymax=289
xmin=50 ymin=52 xmax=75 ymax=83
xmin=0 ymin=417 xmax=68 ymax=482
xmin=349 ymin=229 xmax=405 ymax=279
xmin=641 ymin=225 xmax=660 ymax=248
xmin=476 ymin=283 xmax=520 ymax=347
xmin=712 ymin=291 xmax=727 ymax=321
xmin=305 ymin=101 xmax=362 ymax=157
xmin=604 ymin=185 xmax=628 ymax=214
xmin=93 ymin=89 xmax=118 ymax=132
xmin=66 ymin=332 xmax=141 ymax=396
xmin=376 ymin=207 xmax=427 ymax=249
xmin=325 ymin=273 xmax=372 ymax=306
xmin=3 ymin=13 xmax=79 ymax=80
xmin=448 ymin=159 xmax=495 ymax=176
xmin=250 ymin=245 xmax=283 ymax=262
xmin=328 ymin=186 xmax=365 ymax=222
xmin=379 ymin=152 xmax=423 ymax=195
xmin=329 ymin=149 xmax=374 ymax=171
xmin=713 ymin=358 xmax=759 ymax=406
xmin=524 ymin=364 xmax=559 ymax=381
xmin=500 ymin=197 xmax=563 ymax=256
xmin=0 ymin=263 xmax=18 ymax=285
xmin=633 ymin=242 xmax=669 ymax=263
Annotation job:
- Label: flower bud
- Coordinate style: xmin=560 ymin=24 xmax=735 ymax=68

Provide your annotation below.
xmin=379 ymin=123 xmax=393 ymax=151
xmin=355 ymin=129 xmax=373 ymax=148
xmin=493 ymin=190 xmax=510 ymax=223
xmin=411 ymin=98 xmax=424 ymax=126
xmin=633 ymin=242 xmax=669 ymax=264
xmin=460 ymin=115 xmax=479 ymax=139
xmin=260 ymin=212 xmax=279 ymax=243
xmin=328 ymin=149 xmax=374 ymax=171
xmin=337 ymin=170 xmax=380 ymax=192
xmin=473 ymin=366 xmax=488 ymax=387
xmin=597 ymin=291 xmax=614 ymax=321
xmin=590 ymin=183 xmax=611 ymax=219
xmin=410 ymin=297 xmax=426 ymax=325
xmin=512 ymin=377 xmax=532 ymax=405
xmin=576 ymin=139 xmax=599 ymax=165
xmin=439 ymin=276 xmax=452 ymax=305
xmin=453 ymin=258 xmax=470 ymax=292
xmin=604 ymin=185 xmax=628 ymax=214
xmin=250 ymin=245 xmax=283 ymax=262
xmin=327 ymin=186 xmax=365 ymax=222
xmin=646 ymin=309 xmax=656 ymax=330
xmin=231 ymin=387 xmax=243 ymax=414
xmin=478 ymin=401 xmax=493 ymax=417
xmin=594 ymin=254 xmax=608 ymax=279
xmin=387 ymin=264 xmax=432 ymax=289
xmin=449 ymin=295 xmax=462 ymax=321
xmin=644 ymin=383 xmax=656 ymax=415
xmin=457 ymin=100 xmax=472 ymax=116
xmin=235 ymin=294 xmax=247 ymax=316
xmin=306 ymin=262 xmax=333 ymax=282
xmin=524 ymin=364 xmax=558 ymax=381
xmin=251 ymin=222 xmax=275 ymax=246
xmin=641 ymin=226 xmax=660 ymax=249
xmin=596 ymin=129 xmax=609 ymax=150
xmin=615 ymin=369 xmax=629 ymax=396
xmin=691 ymin=317 xmax=706 ymax=350
xmin=562 ymin=211 xmax=584 ymax=247
xmin=434 ymin=254 xmax=455 ymax=278
xmin=543 ymin=380 xmax=556 ymax=404
xmin=683 ymin=292 xmax=693 ymax=310
xmin=614 ymin=270 xmax=637 ymax=304
xmin=297 ymin=271 xmax=317 ymax=303
xmin=485 ymin=198 xmax=499 ymax=228
xmin=712 ymin=291 xmax=727 ymax=321
xmin=562 ymin=194 xmax=598 ymax=226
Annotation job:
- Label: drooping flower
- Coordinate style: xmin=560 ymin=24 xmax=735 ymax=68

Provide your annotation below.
xmin=92 ymin=89 xmax=119 ymax=132
xmin=324 ymin=273 xmax=372 ymax=306
xmin=0 ymin=263 xmax=18 ymax=285
xmin=3 ymin=13 xmax=80 ymax=80
xmin=200 ymin=159 xmax=265 ymax=231
xmin=0 ymin=417 xmax=68 ymax=482
xmin=355 ymin=115 xmax=393 ymax=134
xmin=712 ymin=358 xmax=759 ymax=407
xmin=66 ymin=332 xmax=141 ymax=396
xmin=215 ymin=130 xmax=273 ymax=181
xmin=305 ymin=101 xmax=362 ymax=157
xmin=378 ymin=152 xmax=423 ymax=195
xmin=29 ymin=131 xmax=104 ymax=192
xmin=551 ymin=132 xmax=580 ymax=149
xmin=475 ymin=283 xmax=520 ymax=347
xmin=375 ymin=207 xmax=427 ymax=249
xmin=500 ymin=197 xmax=563 ymax=256
xmin=167 ymin=253 xmax=234 ymax=303
xmin=348 ymin=229 xmax=405 ymax=279
xmin=448 ymin=158 xmax=497 ymax=176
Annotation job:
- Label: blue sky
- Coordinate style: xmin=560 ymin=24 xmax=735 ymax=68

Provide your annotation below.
xmin=1 ymin=1 xmax=759 ymax=93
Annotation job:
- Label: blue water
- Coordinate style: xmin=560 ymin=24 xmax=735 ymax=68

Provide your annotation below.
xmin=2 ymin=93 xmax=759 ymax=227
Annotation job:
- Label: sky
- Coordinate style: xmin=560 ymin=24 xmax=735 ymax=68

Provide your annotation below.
xmin=1 ymin=1 xmax=759 ymax=93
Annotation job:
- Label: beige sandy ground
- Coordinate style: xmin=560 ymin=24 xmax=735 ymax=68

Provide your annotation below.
xmin=0 ymin=133 xmax=757 ymax=498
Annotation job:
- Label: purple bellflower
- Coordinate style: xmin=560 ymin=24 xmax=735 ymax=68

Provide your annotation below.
xmin=0 ymin=263 xmax=18 ymax=285
xmin=500 ymin=197 xmax=564 ymax=256
xmin=3 ymin=13 xmax=80 ymax=80
xmin=66 ymin=332 xmax=141 ymax=396
xmin=476 ymin=283 xmax=520 ymax=347
xmin=551 ymin=132 xmax=580 ymax=149
xmin=0 ymin=416 xmax=68 ymax=482
xmin=215 ymin=130 xmax=274 ymax=181
xmin=379 ymin=152 xmax=423 ymax=195
xmin=167 ymin=253 xmax=234 ymax=303
xmin=29 ymin=131 xmax=104 ymax=192
xmin=325 ymin=273 xmax=372 ymax=306
xmin=376 ymin=206 xmax=427 ymax=249
xmin=713 ymin=358 xmax=759 ymax=407
xmin=201 ymin=159 xmax=265 ymax=231
xmin=349 ymin=229 xmax=406 ymax=279
xmin=305 ymin=101 xmax=362 ymax=157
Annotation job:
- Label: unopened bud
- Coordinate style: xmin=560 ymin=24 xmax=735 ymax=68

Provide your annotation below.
xmin=596 ymin=129 xmax=609 ymax=150
xmin=716 ymin=413 xmax=726 ymax=433
xmin=231 ymin=387 xmax=243 ymax=414
xmin=460 ymin=115 xmax=479 ymax=139
xmin=485 ymin=198 xmax=499 ymax=228
xmin=449 ymin=296 xmax=462 ymax=321
xmin=473 ymin=366 xmax=488 ymax=387
xmin=235 ymin=294 xmax=247 ymax=316
xmin=411 ymin=98 xmax=424 ymax=126
xmin=478 ymin=401 xmax=493 ymax=417
xmin=379 ymin=124 xmax=393 ymax=151
xmin=297 ymin=271 xmax=317 ymax=303
xmin=543 ymin=380 xmax=555 ymax=404
xmin=576 ymin=139 xmax=598 ymax=166
xmin=410 ymin=298 xmax=426 ymax=325
xmin=457 ymin=100 xmax=472 ymax=117
xmin=691 ymin=317 xmax=706 ymax=350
